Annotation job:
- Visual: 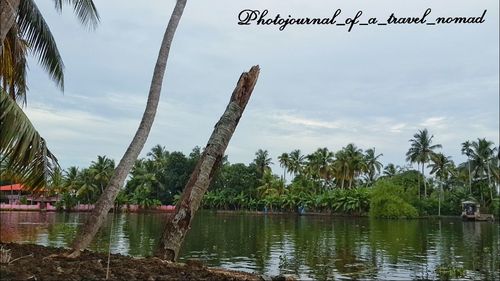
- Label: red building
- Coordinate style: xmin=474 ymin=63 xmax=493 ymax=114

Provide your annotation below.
xmin=0 ymin=184 xmax=59 ymax=205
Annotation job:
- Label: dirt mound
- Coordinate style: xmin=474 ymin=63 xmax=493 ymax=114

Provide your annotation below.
xmin=0 ymin=243 xmax=262 ymax=281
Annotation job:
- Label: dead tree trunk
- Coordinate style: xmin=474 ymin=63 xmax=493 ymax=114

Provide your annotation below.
xmin=155 ymin=65 xmax=260 ymax=261
xmin=68 ymin=0 xmax=187 ymax=257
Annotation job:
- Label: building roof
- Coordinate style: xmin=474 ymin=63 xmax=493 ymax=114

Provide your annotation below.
xmin=0 ymin=184 xmax=24 ymax=191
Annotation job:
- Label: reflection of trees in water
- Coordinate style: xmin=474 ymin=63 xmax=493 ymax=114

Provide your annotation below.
xmin=0 ymin=212 xmax=56 ymax=243
xmin=0 ymin=211 xmax=498 ymax=280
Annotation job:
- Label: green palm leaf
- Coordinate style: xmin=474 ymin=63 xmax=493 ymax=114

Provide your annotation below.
xmin=53 ymin=0 xmax=100 ymax=29
xmin=17 ymin=0 xmax=64 ymax=91
xmin=0 ymin=90 xmax=58 ymax=190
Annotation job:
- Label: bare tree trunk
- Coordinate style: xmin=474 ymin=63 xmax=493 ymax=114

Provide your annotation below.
xmin=467 ymin=158 xmax=471 ymax=194
xmin=0 ymin=0 xmax=19 ymax=56
xmin=422 ymin=163 xmax=427 ymax=197
xmin=68 ymin=0 xmax=187 ymax=257
xmin=155 ymin=65 xmax=260 ymax=261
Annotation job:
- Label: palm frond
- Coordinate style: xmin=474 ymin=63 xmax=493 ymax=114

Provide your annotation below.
xmin=17 ymin=0 xmax=64 ymax=91
xmin=0 ymin=26 xmax=29 ymax=105
xmin=53 ymin=0 xmax=100 ymax=29
xmin=0 ymin=90 xmax=58 ymax=191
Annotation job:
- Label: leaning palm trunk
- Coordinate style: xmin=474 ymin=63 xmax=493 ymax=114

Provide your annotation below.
xmin=68 ymin=0 xmax=187 ymax=257
xmin=155 ymin=65 xmax=260 ymax=261
xmin=0 ymin=0 xmax=20 ymax=56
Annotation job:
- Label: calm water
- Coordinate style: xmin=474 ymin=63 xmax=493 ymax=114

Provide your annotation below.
xmin=0 ymin=211 xmax=498 ymax=280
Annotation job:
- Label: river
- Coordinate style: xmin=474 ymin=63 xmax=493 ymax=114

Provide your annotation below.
xmin=0 ymin=211 xmax=498 ymax=280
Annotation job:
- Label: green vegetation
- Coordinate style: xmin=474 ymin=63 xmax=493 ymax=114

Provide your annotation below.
xmin=1 ymin=0 xmax=99 ymax=190
xmin=13 ymin=130 xmax=496 ymax=216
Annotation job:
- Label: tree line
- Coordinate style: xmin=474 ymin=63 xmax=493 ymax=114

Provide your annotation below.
xmin=18 ymin=129 xmax=497 ymax=218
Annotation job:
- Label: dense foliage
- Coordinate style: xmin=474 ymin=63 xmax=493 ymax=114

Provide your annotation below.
xmin=4 ymin=130 xmax=498 ymax=217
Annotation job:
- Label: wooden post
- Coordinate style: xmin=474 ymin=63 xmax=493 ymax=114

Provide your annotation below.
xmin=155 ymin=65 xmax=260 ymax=261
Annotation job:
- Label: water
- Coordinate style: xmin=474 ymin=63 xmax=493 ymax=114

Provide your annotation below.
xmin=0 ymin=211 xmax=498 ymax=280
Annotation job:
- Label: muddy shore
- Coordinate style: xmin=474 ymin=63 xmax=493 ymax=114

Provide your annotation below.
xmin=0 ymin=243 xmax=285 ymax=281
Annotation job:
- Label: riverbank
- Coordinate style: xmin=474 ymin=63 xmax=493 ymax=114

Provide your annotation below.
xmin=0 ymin=243 xmax=285 ymax=281
xmin=0 ymin=203 xmax=175 ymax=213
xmin=213 ymin=209 xmax=468 ymax=219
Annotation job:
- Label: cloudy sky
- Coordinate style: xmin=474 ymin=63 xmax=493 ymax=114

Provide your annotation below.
xmin=24 ymin=0 xmax=498 ymax=173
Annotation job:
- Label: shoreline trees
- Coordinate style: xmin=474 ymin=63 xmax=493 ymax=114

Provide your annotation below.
xmin=41 ymin=133 xmax=499 ymax=219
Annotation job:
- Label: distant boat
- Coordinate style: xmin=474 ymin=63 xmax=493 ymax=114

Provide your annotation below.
xmin=461 ymin=201 xmax=494 ymax=221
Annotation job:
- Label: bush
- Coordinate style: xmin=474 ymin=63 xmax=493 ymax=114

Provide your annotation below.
xmin=19 ymin=196 xmax=28 ymax=205
xmin=370 ymin=180 xmax=418 ymax=219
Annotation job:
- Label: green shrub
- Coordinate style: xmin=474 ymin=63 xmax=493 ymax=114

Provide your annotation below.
xmin=19 ymin=196 xmax=28 ymax=205
xmin=370 ymin=180 xmax=418 ymax=219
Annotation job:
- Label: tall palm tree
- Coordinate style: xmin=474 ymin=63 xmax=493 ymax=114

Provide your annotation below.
xmin=428 ymin=153 xmax=455 ymax=184
xmin=428 ymin=153 xmax=455 ymax=216
xmin=305 ymin=147 xmax=334 ymax=186
xmin=334 ymin=149 xmax=349 ymax=189
xmin=0 ymin=0 xmax=99 ymax=189
xmin=63 ymin=166 xmax=80 ymax=196
xmin=344 ymin=143 xmax=365 ymax=189
xmin=461 ymin=140 xmax=473 ymax=194
xmin=88 ymin=155 xmax=115 ymax=193
xmin=406 ymin=128 xmax=442 ymax=197
xmin=363 ymin=148 xmax=383 ymax=185
xmin=254 ymin=149 xmax=273 ymax=178
xmin=277 ymin=152 xmax=290 ymax=182
xmin=288 ymin=149 xmax=304 ymax=177
xmin=469 ymin=138 xmax=497 ymax=202
xmin=69 ymin=0 xmax=187 ymax=257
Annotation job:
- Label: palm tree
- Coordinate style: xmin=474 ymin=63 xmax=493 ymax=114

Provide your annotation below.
xmin=428 ymin=153 xmax=455 ymax=216
xmin=0 ymin=0 xmax=99 ymax=189
xmin=148 ymin=144 xmax=169 ymax=164
xmin=344 ymin=143 xmax=365 ymax=189
xmin=363 ymin=148 xmax=383 ymax=185
xmin=69 ymin=0 xmax=187 ymax=257
xmin=88 ymin=155 xmax=115 ymax=194
xmin=334 ymin=149 xmax=349 ymax=189
xmin=406 ymin=129 xmax=442 ymax=197
xmin=288 ymin=149 xmax=304 ymax=177
xmin=305 ymin=147 xmax=334 ymax=186
xmin=63 ymin=166 xmax=80 ymax=196
xmin=383 ymin=163 xmax=398 ymax=177
xmin=254 ymin=149 xmax=273 ymax=178
xmin=461 ymin=140 xmax=473 ymax=194
xmin=469 ymin=138 xmax=497 ymax=202
xmin=277 ymin=152 xmax=290 ymax=182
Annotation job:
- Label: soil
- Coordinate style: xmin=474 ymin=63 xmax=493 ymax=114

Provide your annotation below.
xmin=0 ymin=243 xmax=266 ymax=281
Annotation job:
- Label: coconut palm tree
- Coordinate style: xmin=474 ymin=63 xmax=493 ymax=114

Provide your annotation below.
xmin=88 ymin=155 xmax=115 ymax=193
xmin=363 ymin=148 xmax=383 ymax=185
xmin=69 ymin=0 xmax=187 ymax=256
xmin=469 ymin=138 xmax=497 ymax=202
xmin=406 ymin=128 xmax=442 ymax=197
xmin=305 ymin=147 xmax=334 ymax=186
xmin=0 ymin=0 xmax=99 ymax=189
xmin=461 ymin=140 xmax=473 ymax=194
xmin=428 ymin=153 xmax=455 ymax=216
xmin=343 ymin=143 xmax=365 ymax=189
xmin=278 ymin=152 xmax=290 ymax=182
xmin=288 ymin=149 xmax=304 ymax=177
xmin=383 ymin=163 xmax=398 ymax=177
xmin=148 ymin=144 xmax=169 ymax=164
xmin=254 ymin=149 xmax=273 ymax=178
xmin=334 ymin=149 xmax=349 ymax=189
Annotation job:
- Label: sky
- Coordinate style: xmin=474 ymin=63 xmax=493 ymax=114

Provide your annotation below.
xmin=23 ymin=0 xmax=499 ymax=174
